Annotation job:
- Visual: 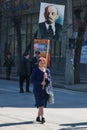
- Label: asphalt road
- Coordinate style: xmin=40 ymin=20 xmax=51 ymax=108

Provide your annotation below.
xmin=0 ymin=79 xmax=87 ymax=130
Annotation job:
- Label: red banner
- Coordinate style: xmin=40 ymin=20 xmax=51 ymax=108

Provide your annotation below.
xmin=34 ymin=39 xmax=51 ymax=66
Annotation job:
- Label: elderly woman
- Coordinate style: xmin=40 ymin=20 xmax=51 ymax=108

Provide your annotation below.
xmin=30 ymin=57 xmax=51 ymax=124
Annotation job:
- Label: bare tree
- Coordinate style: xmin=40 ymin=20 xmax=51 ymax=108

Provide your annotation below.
xmin=74 ymin=9 xmax=87 ymax=83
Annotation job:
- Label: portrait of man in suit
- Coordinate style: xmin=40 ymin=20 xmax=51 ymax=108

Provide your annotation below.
xmin=37 ymin=3 xmax=65 ymax=40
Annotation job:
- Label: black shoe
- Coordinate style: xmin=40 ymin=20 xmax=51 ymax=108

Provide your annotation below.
xmin=26 ymin=90 xmax=32 ymax=93
xmin=20 ymin=90 xmax=24 ymax=93
xmin=36 ymin=117 xmax=41 ymax=122
xmin=41 ymin=117 xmax=45 ymax=124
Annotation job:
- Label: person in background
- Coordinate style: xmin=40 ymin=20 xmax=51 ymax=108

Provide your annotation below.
xmin=30 ymin=57 xmax=51 ymax=124
xmin=3 ymin=52 xmax=15 ymax=80
xmin=18 ymin=52 xmax=31 ymax=93
xmin=31 ymin=51 xmax=40 ymax=71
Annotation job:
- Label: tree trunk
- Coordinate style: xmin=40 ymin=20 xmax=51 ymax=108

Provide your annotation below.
xmin=14 ymin=18 xmax=22 ymax=64
xmin=73 ymin=9 xmax=85 ymax=84
xmin=74 ymin=27 xmax=85 ymax=83
xmin=74 ymin=38 xmax=82 ymax=83
xmin=12 ymin=17 xmax=22 ymax=74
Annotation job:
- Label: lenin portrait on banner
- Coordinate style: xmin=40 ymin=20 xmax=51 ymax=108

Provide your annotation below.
xmin=36 ymin=2 xmax=65 ymax=40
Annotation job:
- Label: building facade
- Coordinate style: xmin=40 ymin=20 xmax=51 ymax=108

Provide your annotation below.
xmin=0 ymin=0 xmax=87 ymax=81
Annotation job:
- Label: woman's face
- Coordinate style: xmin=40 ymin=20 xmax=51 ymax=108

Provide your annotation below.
xmin=39 ymin=60 xmax=46 ymax=68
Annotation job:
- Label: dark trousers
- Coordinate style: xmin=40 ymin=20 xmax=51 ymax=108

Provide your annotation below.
xmin=6 ymin=67 xmax=11 ymax=80
xmin=19 ymin=75 xmax=30 ymax=92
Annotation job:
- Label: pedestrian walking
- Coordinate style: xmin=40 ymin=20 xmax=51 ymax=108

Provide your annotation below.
xmin=18 ymin=52 xmax=31 ymax=93
xmin=30 ymin=57 xmax=51 ymax=123
xmin=3 ymin=52 xmax=15 ymax=80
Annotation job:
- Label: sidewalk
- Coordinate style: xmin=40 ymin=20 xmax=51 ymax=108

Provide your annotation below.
xmin=64 ymin=84 xmax=87 ymax=92
xmin=0 ymin=107 xmax=87 ymax=130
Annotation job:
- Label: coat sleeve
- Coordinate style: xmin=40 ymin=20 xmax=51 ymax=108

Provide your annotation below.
xmin=30 ymin=69 xmax=41 ymax=86
xmin=45 ymin=68 xmax=51 ymax=85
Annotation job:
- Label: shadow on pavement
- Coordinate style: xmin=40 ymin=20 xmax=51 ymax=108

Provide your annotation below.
xmin=0 ymin=121 xmax=38 ymax=127
xmin=59 ymin=122 xmax=87 ymax=130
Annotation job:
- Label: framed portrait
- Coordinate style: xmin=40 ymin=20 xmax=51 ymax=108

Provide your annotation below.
xmin=39 ymin=2 xmax=65 ymax=25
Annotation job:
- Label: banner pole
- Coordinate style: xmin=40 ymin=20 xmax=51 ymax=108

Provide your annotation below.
xmin=42 ymin=40 xmax=50 ymax=89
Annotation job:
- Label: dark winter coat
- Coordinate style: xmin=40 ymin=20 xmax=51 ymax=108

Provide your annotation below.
xmin=30 ymin=67 xmax=51 ymax=107
xmin=18 ymin=56 xmax=31 ymax=76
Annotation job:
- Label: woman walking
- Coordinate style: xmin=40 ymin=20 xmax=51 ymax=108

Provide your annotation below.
xmin=30 ymin=57 xmax=51 ymax=123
